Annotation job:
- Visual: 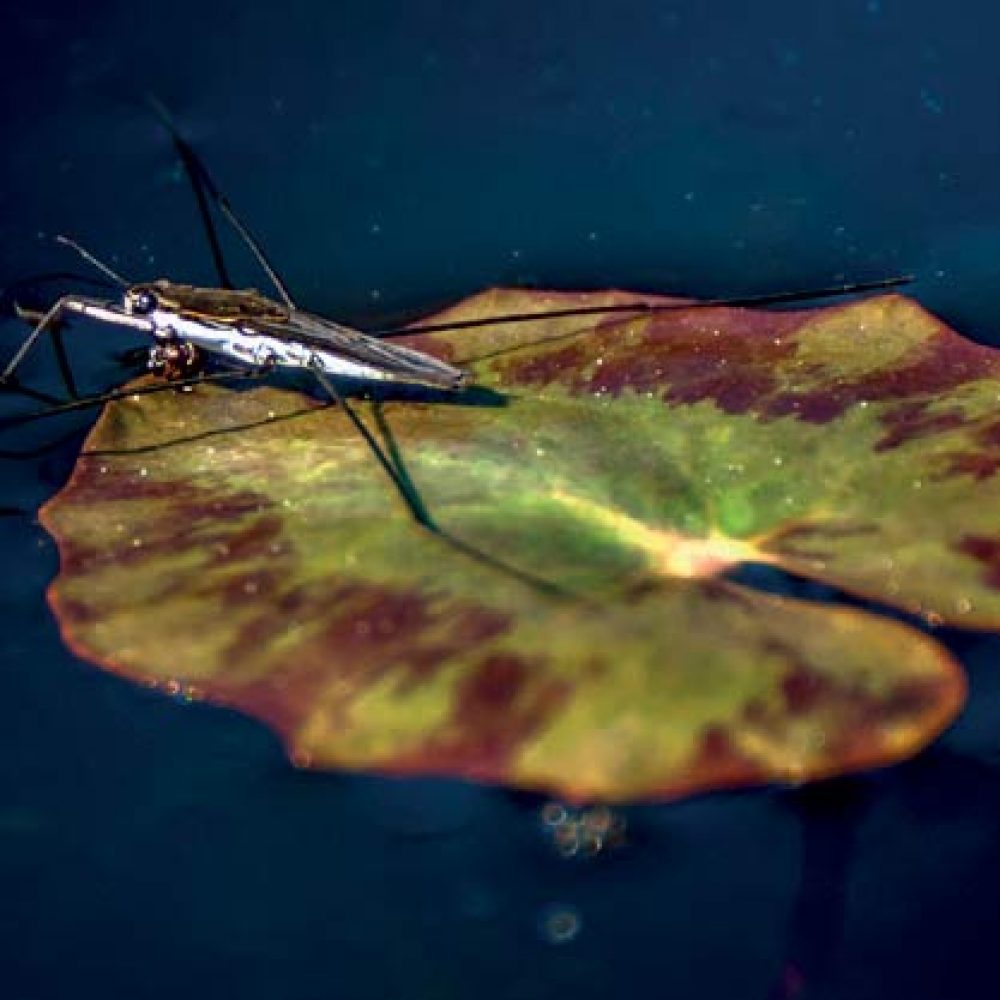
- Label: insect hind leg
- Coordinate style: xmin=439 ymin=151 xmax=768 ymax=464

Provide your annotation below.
xmin=307 ymin=363 xmax=434 ymax=530
xmin=308 ymin=363 xmax=575 ymax=598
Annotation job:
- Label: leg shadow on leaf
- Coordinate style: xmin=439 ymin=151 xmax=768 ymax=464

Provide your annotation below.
xmin=368 ymin=398 xmax=575 ymax=600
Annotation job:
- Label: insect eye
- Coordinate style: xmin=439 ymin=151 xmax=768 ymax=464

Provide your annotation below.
xmin=132 ymin=290 xmax=158 ymax=315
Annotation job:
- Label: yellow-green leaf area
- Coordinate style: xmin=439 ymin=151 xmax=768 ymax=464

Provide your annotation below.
xmin=42 ymin=288 xmax=995 ymax=802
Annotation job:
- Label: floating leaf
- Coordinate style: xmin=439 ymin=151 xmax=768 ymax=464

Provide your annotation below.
xmin=41 ymin=289 xmax=993 ymax=802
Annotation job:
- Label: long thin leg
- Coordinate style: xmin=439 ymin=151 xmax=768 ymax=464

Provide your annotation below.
xmin=0 ymin=425 xmax=91 ymax=461
xmin=371 ymin=275 xmax=914 ymax=339
xmin=7 ymin=303 xmax=79 ymax=399
xmin=48 ymin=326 xmax=79 ymax=399
xmin=2 ymin=274 xmax=122 ymax=400
xmin=174 ymin=143 xmax=234 ymax=291
xmin=146 ymin=97 xmax=233 ymax=290
xmin=0 ymin=367 xmax=272 ymax=440
xmin=368 ymin=401 xmax=572 ymax=597
xmin=0 ymin=309 xmax=64 ymax=404
xmin=2 ymin=296 xmax=77 ymax=387
xmin=308 ymin=363 xmax=433 ymax=528
xmin=309 ymin=361 xmax=573 ymax=598
xmin=0 ymin=377 xmax=62 ymax=407
xmin=3 ymin=295 xmax=153 ymax=400
xmin=148 ymin=96 xmax=296 ymax=308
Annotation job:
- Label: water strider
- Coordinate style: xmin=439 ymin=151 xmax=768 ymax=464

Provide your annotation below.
xmin=0 ymin=101 xmax=910 ymax=562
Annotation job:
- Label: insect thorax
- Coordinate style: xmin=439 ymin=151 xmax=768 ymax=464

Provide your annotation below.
xmin=144 ymin=280 xmax=290 ymax=326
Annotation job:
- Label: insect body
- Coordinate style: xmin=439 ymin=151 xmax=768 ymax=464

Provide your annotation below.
xmin=5 ymin=277 xmax=467 ymax=393
xmin=0 ymin=103 xmax=911 ymax=579
xmin=127 ymin=280 xmax=468 ymax=388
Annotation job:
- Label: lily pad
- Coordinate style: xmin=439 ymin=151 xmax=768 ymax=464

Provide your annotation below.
xmin=41 ymin=288 xmax=995 ymax=802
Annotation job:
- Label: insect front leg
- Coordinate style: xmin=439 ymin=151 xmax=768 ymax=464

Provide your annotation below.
xmin=2 ymin=294 xmax=154 ymax=402
xmin=2 ymin=295 xmax=82 ymax=397
xmin=13 ymin=302 xmax=79 ymax=398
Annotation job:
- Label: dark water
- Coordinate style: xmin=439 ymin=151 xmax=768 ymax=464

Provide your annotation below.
xmin=4 ymin=2 xmax=1000 ymax=997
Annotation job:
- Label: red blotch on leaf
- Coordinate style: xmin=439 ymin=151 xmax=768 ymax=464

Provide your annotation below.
xmin=388 ymin=651 xmax=571 ymax=780
xmin=958 ymin=535 xmax=1000 ymax=588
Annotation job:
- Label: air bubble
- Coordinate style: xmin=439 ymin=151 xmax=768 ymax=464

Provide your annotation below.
xmin=538 ymin=905 xmax=582 ymax=945
xmin=538 ymin=802 xmax=627 ymax=858
xmin=541 ymin=803 xmax=568 ymax=826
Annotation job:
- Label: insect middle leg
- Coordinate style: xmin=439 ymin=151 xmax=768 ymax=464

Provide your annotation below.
xmin=307 ymin=361 xmax=573 ymax=597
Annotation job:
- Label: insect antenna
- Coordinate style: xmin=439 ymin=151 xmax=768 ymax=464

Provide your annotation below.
xmin=371 ymin=274 xmax=913 ymax=339
xmin=54 ymin=235 xmax=129 ymax=288
xmin=147 ymin=95 xmax=296 ymax=308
